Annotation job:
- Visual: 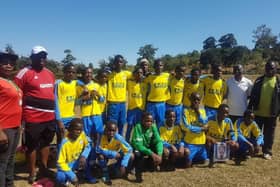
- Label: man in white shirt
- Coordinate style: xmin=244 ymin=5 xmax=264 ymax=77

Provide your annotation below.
xmin=226 ymin=64 xmax=253 ymax=123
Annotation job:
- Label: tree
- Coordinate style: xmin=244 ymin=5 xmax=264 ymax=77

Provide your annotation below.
xmin=137 ymin=44 xmax=158 ymax=63
xmin=61 ymin=49 xmax=76 ymax=64
xmin=203 ymin=37 xmax=217 ymax=50
xmin=253 ymin=24 xmax=277 ymax=49
xmin=218 ymin=33 xmax=237 ymax=48
xmin=200 ymin=48 xmax=222 ymax=70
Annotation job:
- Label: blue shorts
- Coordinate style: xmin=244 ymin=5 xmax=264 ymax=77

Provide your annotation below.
xmin=107 ymin=102 xmax=127 ymax=135
xmin=60 ymin=117 xmax=74 ymax=129
xmin=184 ymin=143 xmax=208 ymax=162
xmin=146 ymin=102 xmax=165 ymax=127
xmin=82 ymin=115 xmax=104 ymax=137
xmin=205 ymin=106 xmax=218 ymax=120
xmin=166 ymin=104 xmax=183 ymax=125
xmin=127 ymin=108 xmax=143 ymax=126
xmin=238 ymin=137 xmax=262 ymax=153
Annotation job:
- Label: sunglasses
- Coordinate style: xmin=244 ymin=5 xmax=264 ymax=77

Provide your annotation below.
xmin=0 ymin=59 xmax=16 ymax=66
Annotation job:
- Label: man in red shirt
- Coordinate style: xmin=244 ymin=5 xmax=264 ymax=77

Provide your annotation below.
xmin=14 ymin=46 xmax=56 ymax=184
xmin=0 ymin=50 xmax=22 ymax=187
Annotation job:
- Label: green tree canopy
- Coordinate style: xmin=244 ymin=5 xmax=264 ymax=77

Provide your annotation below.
xmin=203 ymin=37 xmax=217 ymax=50
xmin=218 ymin=33 xmax=237 ymax=48
xmin=61 ymin=49 xmax=76 ymax=64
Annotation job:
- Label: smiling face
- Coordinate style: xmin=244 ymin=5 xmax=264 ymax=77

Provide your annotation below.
xmin=190 ymin=92 xmax=201 ymax=109
xmin=217 ymin=104 xmax=229 ymax=121
xmin=0 ymin=58 xmax=16 ymax=78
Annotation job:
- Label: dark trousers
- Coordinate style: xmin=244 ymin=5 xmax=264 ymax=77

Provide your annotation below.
xmin=255 ymin=116 xmax=277 ymax=155
xmin=0 ymin=128 xmax=20 ymax=187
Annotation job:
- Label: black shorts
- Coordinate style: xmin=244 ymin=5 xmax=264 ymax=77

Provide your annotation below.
xmin=25 ymin=120 xmax=56 ymax=153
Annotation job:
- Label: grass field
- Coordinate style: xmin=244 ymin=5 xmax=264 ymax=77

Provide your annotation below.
xmin=14 ymin=121 xmax=280 ymax=187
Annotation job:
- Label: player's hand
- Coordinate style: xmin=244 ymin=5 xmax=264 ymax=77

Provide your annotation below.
xmin=254 ymin=145 xmax=261 ymax=155
xmin=79 ymin=156 xmax=87 ymax=169
xmin=201 ymin=125 xmax=208 ymax=132
xmin=151 ymin=153 xmax=162 ymax=165
xmin=248 ymin=143 xmax=254 ymax=156
xmin=170 ymin=145 xmax=178 ymax=153
xmin=115 ymin=152 xmax=121 ymax=159
xmin=0 ymin=130 xmax=8 ymax=145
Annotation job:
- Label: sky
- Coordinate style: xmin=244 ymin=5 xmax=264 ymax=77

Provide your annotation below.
xmin=1 ymin=0 xmax=280 ymax=66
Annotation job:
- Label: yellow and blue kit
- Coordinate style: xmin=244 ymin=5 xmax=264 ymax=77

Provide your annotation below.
xmin=159 ymin=125 xmax=184 ymax=148
xmin=56 ymin=132 xmax=91 ymax=184
xmin=182 ymin=78 xmax=204 ymax=107
xmin=107 ymin=70 xmax=131 ymax=102
xmin=96 ymin=133 xmax=132 ymax=168
xmin=55 ymin=79 xmax=77 ymax=128
xmin=202 ymin=76 xmax=227 ymax=119
xmin=76 ymin=80 xmax=104 ymax=136
xmin=181 ymin=107 xmax=208 ymax=162
xmin=166 ymin=76 xmax=185 ymax=125
xmin=235 ymin=118 xmax=263 ymax=153
xmin=145 ymin=72 xmax=170 ymax=127
xmin=126 ymin=79 xmax=147 ymax=141
xmin=107 ymin=71 xmax=131 ymax=135
xmin=207 ymin=117 xmax=236 ymax=142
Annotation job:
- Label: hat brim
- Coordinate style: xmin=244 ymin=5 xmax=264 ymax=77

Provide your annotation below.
xmin=0 ymin=52 xmax=18 ymax=61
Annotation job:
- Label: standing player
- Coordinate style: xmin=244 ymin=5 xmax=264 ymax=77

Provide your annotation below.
xmin=166 ymin=65 xmax=186 ymax=126
xmin=55 ymin=63 xmax=77 ymax=144
xmin=107 ymin=55 xmax=131 ymax=135
xmin=182 ymin=68 xmax=204 ymax=108
xmin=126 ymin=67 xmax=146 ymax=141
xmin=202 ymin=64 xmax=227 ymax=119
xmin=14 ymin=46 xmax=56 ymax=183
xmin=145 ymin=59 xmax=170 ymax=127
xmin=94 ymin=69 xmax=108 ymax=123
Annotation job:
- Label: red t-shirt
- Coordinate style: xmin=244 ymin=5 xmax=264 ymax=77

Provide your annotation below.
xmin=14 ymin=67 xmax=55 ymax=123
xmin=0 ymin=78 xmax=22 ymax=129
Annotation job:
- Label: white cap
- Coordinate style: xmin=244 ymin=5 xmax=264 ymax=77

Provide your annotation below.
xmin=140 ymin=58 xmax=149 ymax=63
xmin=31 ymin=45 xmax=48 ymax=55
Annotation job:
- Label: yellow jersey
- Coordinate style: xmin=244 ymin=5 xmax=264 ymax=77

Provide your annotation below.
xmin=207 ymin=118 xmax=236 ymax=142
xmin=57 ymin=132 xmax=91 ymax=171
xmin=55 ymin=80 xmax=77 ymax=120
xmin=182 ymin=78 xmax=204 ymax=107
xmin=127 ymin=79 xmax=147 ymax=110
xmin=107 ymin=71 xmax=131 ymax=102
xmin=144 ymin=72 xmax=170 ymax=102
xmin=202 ymin=76 xmax=227 ymax=108
xmin=159 ymin=125 xmax=183 ymax=145
xmin=166 ymin=76 xmax=184 ymax=105
xmin=181 ymin=107 xmax=208 ymax=144
xmin=76 ymin=81 xmax=102 ymax=116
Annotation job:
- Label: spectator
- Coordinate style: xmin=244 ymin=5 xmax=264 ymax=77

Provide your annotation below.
xmin=0 ymin=51 xmax=22 ymax=187
xmin=226 ymin=64 xmax=253 ymax=123
xmin=14 ymin=46 xmax=56 ymax=184
xmin=248 ymin=61 xmax=280 ymax=160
